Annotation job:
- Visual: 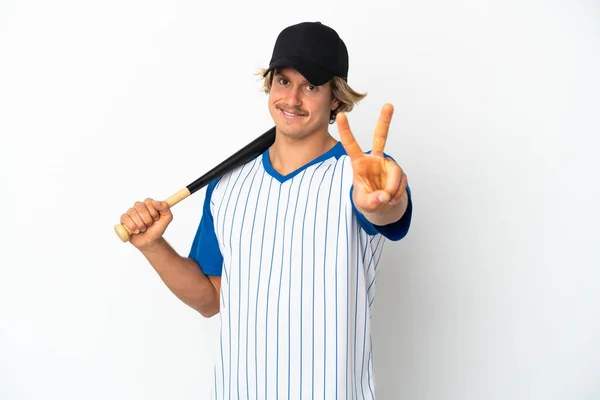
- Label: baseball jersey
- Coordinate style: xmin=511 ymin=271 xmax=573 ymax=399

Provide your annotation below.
xmin=188 ymin=141 xmax=412 ymax=400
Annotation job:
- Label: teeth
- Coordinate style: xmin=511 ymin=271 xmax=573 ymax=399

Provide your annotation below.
xmin=283 ymin=110 xmax=303 ymax=117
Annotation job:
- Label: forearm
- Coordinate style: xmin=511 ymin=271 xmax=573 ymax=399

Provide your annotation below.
xmin=138 ymin=238 xmax=220 ymax=317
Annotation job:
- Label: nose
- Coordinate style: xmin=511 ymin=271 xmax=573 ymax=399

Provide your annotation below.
xmin=286 ymin=85 xmax=302 ymax=106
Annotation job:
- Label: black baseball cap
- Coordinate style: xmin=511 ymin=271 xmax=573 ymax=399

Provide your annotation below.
xmin=263 ymin=21 xmax=349 ymax=86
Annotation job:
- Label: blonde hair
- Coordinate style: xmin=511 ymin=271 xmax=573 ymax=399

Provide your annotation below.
xmin=257 ymin=68 xmax=367 ymax=124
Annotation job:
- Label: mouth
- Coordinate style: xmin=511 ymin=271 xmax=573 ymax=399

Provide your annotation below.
xmin=278 ymin=107 xmax=307 ymax=119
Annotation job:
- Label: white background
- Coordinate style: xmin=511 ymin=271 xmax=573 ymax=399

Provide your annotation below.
xmin=1 ymin=0 xmax=599 ymax=399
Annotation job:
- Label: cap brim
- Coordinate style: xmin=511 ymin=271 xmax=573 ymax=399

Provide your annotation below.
xmin=264 ymin=56 xmax=333 ymax=86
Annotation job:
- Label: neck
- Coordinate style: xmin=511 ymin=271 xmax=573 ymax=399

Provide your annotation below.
xmin=268 ymin=129 xmax=338 ymax=176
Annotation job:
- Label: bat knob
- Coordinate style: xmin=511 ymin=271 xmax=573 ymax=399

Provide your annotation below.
xmin=114 ymin=223 xmax=132 ymax=242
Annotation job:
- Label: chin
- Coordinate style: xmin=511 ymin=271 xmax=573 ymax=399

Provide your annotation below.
xmin=276 ymin=124 xmax=311 ymax=140
xmin=272 ymin=115 xmax=304 ymax=136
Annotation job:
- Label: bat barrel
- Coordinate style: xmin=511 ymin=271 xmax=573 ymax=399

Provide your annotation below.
xmin=187 ymin=127 xmax=275 ymax=194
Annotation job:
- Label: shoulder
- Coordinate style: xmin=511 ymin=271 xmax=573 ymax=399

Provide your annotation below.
xmin=206 ymin=154 xmax=263 ymax=203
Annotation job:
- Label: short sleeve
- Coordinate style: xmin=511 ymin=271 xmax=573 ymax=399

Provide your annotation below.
xmin=188 ymin=179 xmax=224 ymax=276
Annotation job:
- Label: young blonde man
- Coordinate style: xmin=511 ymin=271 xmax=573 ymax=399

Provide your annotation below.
xmin=120 ymin=21 xmax=412 ymax=400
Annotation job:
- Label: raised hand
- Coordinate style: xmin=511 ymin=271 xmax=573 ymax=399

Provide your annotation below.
xmin=337 ymin=103 xmax=408 ymax=216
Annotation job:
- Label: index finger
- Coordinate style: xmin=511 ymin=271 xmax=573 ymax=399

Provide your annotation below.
xmin=336 ymin=112 xmax=364 ymax=161
xmin=372 ymin=103 xmax=394 ymax=157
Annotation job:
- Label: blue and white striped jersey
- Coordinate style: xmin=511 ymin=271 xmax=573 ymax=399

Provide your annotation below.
xmin=189 ymin=141 xmax=412 ymax=400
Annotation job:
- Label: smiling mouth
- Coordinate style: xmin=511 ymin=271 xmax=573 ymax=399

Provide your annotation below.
xmin=283 ymin=110 xmax=303 ymax=117
xmin=278 ymin=107 xmax=307 ymax=118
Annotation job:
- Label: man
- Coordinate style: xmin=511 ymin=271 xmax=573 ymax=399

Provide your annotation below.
xmin=120 ymin=21 xmax=412 ymax=399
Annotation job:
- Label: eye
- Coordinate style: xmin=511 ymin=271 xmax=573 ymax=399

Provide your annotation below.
xmin=277 ymin=78 xmax=289 ymax=86
xmin=305 ymin=85 xmax=317 ymax=92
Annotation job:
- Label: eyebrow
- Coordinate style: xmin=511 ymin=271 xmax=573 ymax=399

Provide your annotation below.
xmin=273 ymin=70 xmax=311 ymax=86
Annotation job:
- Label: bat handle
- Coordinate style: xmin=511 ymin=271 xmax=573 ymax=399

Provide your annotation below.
xmin=114 ymin=188 xmax=191 ymax=242
xmin=114 ymin=223 xmax=133 ymax=242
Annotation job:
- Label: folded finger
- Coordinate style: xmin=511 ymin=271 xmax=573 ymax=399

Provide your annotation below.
xmin=120 ymin=213 xmax=139 ymax=235
xmin=143 ymin=198 xmax=160 ymax=221
xmin=134 ymin=201 xmax=155 ymax=227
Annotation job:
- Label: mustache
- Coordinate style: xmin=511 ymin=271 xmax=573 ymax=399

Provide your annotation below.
xmin=276 ymin=104 xmax=308 ymax=116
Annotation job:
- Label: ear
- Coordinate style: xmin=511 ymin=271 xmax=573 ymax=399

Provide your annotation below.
xmin=331 ymin=97 xmax=340 ymax=111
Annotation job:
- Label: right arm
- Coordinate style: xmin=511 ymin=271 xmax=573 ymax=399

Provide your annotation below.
xmin=139 ymin=238 xmax=221 ymax=317
xmin=120 ymin=199 xmax=220 ymax=318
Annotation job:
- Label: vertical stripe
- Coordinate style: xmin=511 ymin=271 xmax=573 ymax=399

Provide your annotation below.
xmin=299 ymin=161 xmax=326 ymax=400
xmin=226 ymin=160 xmax=258 ymax=400
xmin=365 ymin=236 xmax=384 ymax=275
xmin=366 ymin=237 xmax=384 ymax=293
xmin=219 ymin=325 xmax=224 ymax=400
xmin=236 ymin=162 xmax=261 ymax=399
xmin=345 ymin=200 xmax=350 ymax=400
xmin=321 ymin=161 xmax=338 ymax=399
xmin=288 ymin=169 xmax=307 ymax=400
xmin=367 ymin=338 xmax=375 ymax=399
xmin=264 ymin=184 xmax=282 ymax=395
xmin=312 ymin=164 xmax=332 ymax=399
xmin=275 ymin=180 xmax=293 ymax=398
xmin=229 ymin=159 xmax=260 ymax=253
xmin=220 ymin=164 xmax=247 ymax=241
xmin=213 ymin=361 xmax=217 ymax=399
xmin=254 ymin=177 xmax=274 ymax=400
xmin=214 ymin=173 xmax=233 ymax=290
xmin=214 ymin=173 xmax=232 ymax=232
xmin=362 ymin=237 xmax=370 ymax=264
xmin=222 ymin=256 xmax=230 ymax=288
xmin=367 ymin=238 xmax=386 ymax=301
xmin=361 ymin=270 xmax=369 ymax=400
xmin=373 ymin=240 xmax=386 ymax=273
xmin=334 ymin=159 xmax=346 ymax=400
xmin=246 ymin=170 xmax=267 ymax=400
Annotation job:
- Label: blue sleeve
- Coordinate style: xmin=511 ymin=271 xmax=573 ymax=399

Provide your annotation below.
xmin=350 ymin=184 xmax=412 ymax=241
xmin=188 ymin=179 xmax=224 ymax=276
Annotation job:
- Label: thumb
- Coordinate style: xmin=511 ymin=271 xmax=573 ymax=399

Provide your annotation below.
xmin=153 ymin=200 xmax=171 ymax=215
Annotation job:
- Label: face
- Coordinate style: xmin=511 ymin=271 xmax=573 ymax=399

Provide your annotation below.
xmin=268 ymin=67 xmax=340 ymax=140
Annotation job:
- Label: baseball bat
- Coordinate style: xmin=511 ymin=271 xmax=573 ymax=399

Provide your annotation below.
xmin=114 ymin=126 xmax=276 ymax=242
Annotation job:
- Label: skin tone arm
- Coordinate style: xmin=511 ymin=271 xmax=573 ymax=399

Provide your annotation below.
xmin=120 ymin=199 xmax=221 ymax=317
xmin=337 ymin=103 xmax=410 ymax=226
